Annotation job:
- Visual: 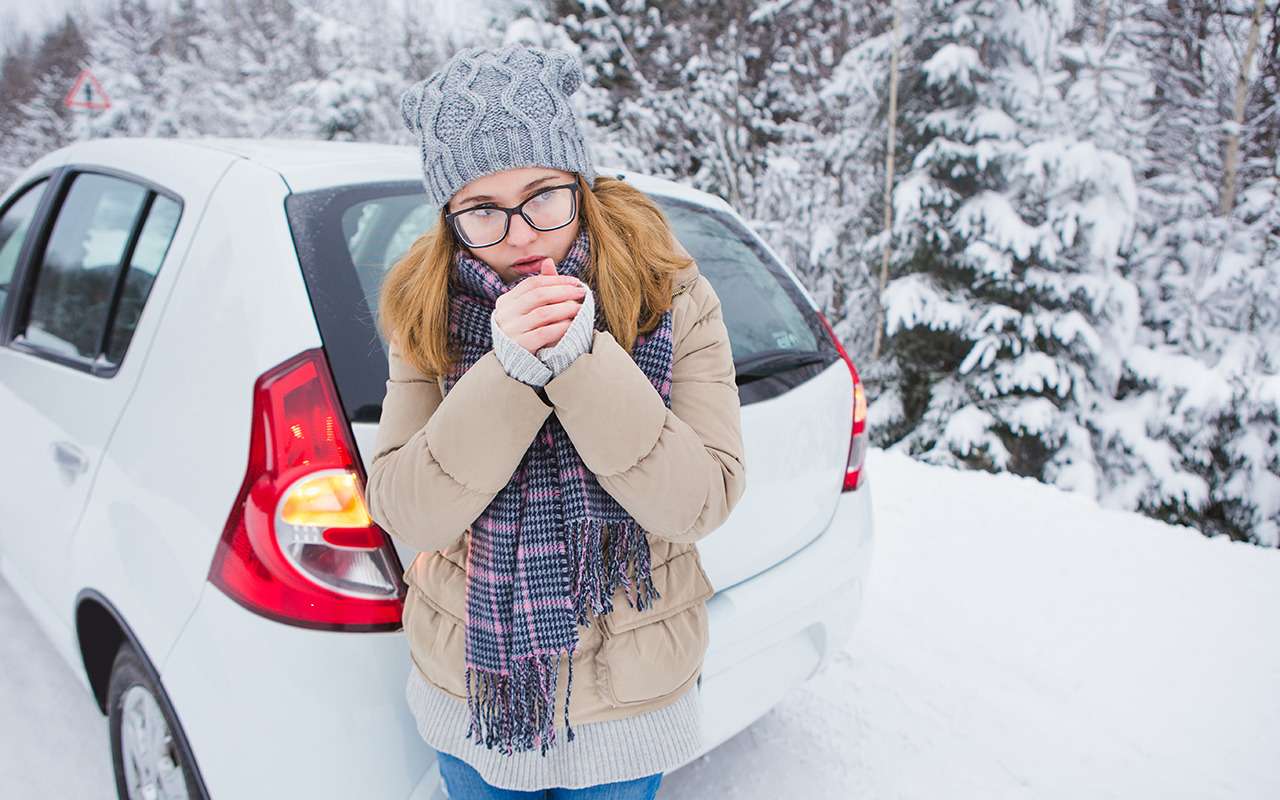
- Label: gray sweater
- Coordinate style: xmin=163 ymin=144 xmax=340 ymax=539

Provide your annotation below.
xmin=402 ymin=281 xmax=703 ymax=790
xmin=405 ymin=665 xmax=703 ymax=791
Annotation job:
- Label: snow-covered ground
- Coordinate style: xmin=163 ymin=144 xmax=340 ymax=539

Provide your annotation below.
xmin=3 ymin=447 xmax=1278 ymax=798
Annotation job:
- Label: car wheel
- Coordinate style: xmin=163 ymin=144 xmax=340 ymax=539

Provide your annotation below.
xmin=107 ymin=644 xmax=205 ymax=800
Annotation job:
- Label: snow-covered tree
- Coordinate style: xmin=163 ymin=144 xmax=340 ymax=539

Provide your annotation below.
xmin=871 ymin=0 xmax=1141 ymax=501
xmin=0 ymin=16 xmax=91 ymax=186
xmin=545 ymin=0 xmax=885 ymax=353
xmin=1112 ymin=0 xmax=1280 ymax=544
xmin=1 ymin=0 xmax=1274 ymax=545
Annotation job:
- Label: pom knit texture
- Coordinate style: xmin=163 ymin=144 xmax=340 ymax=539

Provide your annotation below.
xmin=399 ymin=43 xmax=598 ymax=212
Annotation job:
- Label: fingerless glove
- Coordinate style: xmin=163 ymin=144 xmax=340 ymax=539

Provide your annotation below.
xmin=490 ymin=281 xmax=596 ymax=387
xmin=536 ymin=281 xmax=595 ymax=378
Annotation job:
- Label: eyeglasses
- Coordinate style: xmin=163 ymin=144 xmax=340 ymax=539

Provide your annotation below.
xmin=445 ymin=182 xmax=581 ymax=248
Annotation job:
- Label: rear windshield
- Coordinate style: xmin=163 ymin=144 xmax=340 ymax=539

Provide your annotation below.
xmin=285 ymin=181 xmax=837 ymax=423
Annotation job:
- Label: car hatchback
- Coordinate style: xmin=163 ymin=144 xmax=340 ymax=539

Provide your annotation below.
xmin=0 ymin=136 xmax=874 ymax=800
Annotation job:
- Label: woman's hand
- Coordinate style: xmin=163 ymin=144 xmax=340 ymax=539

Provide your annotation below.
xmin=493 ymin=258 xmax=587 ymax=354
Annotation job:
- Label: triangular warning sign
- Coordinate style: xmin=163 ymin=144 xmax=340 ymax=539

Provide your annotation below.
xmin=64 ymin=68 xmax=111 ymax=110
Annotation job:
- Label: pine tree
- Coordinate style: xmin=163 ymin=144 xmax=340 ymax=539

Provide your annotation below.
xmin=1115 ymin=0 xmax=1279 ymax=544
xmin=82 ymin=0 xmax=169 ymax=137
xmin=0 ymin=33 xmax=38 ymax=143
xmin=873 ymin=0 xmax=1141 ymax=501
xmin=2 ymin=16 xmax=91 ymax=185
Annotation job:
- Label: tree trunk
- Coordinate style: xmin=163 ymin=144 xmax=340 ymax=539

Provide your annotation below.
xmin=871 ymin=1 xmax=902 ymax=361
xmin=1220 ymin=0 xmax=1266 ymax=217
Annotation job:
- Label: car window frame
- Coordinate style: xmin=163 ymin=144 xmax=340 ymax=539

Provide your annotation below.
xmin=0 ymin=171 xmax=60 ymax=342
xmin=1 ymin=164 xmax=185 ymax=379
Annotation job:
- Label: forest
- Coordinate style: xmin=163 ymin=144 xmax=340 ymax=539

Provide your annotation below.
xmin=2 ymin=0 xmax=1276 ymax=546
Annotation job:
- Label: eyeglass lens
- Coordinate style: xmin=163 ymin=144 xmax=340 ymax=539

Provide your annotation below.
xmin=454 ymin=186 xmax=576 ymax=247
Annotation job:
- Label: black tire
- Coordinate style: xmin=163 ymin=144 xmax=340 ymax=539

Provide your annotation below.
xmin=107 ymin=643 xmax=207 ymax=800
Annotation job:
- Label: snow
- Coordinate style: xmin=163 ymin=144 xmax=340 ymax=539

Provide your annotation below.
xmin=991 ymin=351 xmax=1068 ymax=396
xmin=952 ymin=191 xmax=1043 ymax=263
xmin=1017 ymin=138 xmax=1138 ymax=269
xmin=667 ymin=448 xmax=1280 ymax=798
xmin=6 ymin=448 xmax=1277 ymax=798
xmin=883 ymin=272 xmax=974 ymax=336
xmin=923 ymin=43 xmax=982 ymax=88
xmin=747 ymin=0 xmax=800 ymax=25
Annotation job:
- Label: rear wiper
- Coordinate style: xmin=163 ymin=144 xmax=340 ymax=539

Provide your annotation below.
xmin=734 ymin=349 xmax=829 ymax=385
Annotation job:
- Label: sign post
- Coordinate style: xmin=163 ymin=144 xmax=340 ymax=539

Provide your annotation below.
xmin=63 ymin=68 xmax=111 ymax=140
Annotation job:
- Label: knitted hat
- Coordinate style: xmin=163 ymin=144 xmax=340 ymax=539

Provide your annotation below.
xmin=399 ymin=44 xmax=598 ymax=213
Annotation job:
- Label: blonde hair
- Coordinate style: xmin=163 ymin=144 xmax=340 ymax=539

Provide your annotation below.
xmin=377 ymin=174 xmax=693 ymax=379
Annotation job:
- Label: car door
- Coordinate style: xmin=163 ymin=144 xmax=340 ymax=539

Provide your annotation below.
xmin=0 ymin=175 xmax=56 ymax=576
xmin=0 ymin=167 xmax=182 ymax=618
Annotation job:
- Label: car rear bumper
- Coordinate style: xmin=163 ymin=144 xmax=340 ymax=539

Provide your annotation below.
xmin=691 ymin=478 xmax=875 ymax=760
xmin=162 ymin=585 xmax=442 ymax=800
xmin=159 ymin=481 xmax=872 ymax=798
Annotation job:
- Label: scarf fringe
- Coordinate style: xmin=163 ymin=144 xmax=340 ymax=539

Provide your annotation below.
xmin=566 ymin=518 xmax=662 ymax=627
xmin=464 ymin=650 xmax=576 ymax=757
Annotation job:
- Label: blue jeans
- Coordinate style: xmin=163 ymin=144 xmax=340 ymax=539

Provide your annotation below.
xmin=435 ymin=750 xmax=663 ymax=799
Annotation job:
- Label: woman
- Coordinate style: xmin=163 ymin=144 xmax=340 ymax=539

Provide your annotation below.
xmin=367 ymin=43 xmax=746 ymax=799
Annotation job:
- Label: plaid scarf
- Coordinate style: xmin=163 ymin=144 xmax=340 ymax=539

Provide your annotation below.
xmin=440 ymin=228 xmax=675 ymax=757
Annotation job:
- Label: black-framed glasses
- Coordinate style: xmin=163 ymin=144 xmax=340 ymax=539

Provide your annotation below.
xmin=445 ymin=182 xmax=581 ymax=248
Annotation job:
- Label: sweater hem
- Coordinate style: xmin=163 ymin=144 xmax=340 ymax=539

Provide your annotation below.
xmin=404 ymin=665 xmax=703 ymax=791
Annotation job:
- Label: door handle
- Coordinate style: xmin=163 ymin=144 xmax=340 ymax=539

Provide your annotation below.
xmin=51 ymin=441 xmax=90 ymax=477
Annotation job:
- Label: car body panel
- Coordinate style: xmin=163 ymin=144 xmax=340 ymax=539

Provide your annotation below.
xmin=697 ymin=360 xmax=852 ymax=591
xmin=162 ymin=581 xmax=443 ymax=799
xmin=79 ymin=156 xmax=330 ymax=671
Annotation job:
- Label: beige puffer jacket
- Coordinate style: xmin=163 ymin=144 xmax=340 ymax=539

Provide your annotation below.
xmin=366 ymin=257 xmax=745 ymax=732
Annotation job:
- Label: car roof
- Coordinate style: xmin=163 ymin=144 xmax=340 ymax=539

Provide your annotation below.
xmin=7 ymin=136 xmax=734 ymax=225
xmin=180 ymin=136 xmax=734 ymax=212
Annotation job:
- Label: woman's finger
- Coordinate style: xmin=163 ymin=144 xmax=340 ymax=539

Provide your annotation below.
xmin=517 ymin=318 xmax=574 ymax=352
xmin=506 ymin=272 xmax=578 ymax=300
xmin=504 ymin=283 xmax=586 ymax=317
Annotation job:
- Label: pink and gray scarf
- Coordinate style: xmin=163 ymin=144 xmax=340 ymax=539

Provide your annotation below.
xmin=441 ymin=228 xmax=675 ymax=757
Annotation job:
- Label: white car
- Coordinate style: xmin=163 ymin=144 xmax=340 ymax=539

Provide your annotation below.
xmin=0 ymin=137 xmax=874 ymax=800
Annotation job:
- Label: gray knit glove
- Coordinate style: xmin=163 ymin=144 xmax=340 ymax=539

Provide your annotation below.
xmin=490 ymin=282 xmax=596 ymax=387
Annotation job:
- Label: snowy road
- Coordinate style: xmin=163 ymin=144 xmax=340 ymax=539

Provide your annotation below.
xmin=3 ymin=448 xmax=1278 ymax=798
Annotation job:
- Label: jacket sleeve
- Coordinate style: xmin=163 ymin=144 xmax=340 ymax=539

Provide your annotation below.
xmin=364 ymin=341 xmax=554 ymax=553
xmin=542 ymin=275 xmax=746 ymax=544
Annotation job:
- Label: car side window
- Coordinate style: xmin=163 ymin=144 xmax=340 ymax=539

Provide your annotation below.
xmin=105 ymin=194 xmax=180 ymax=364
xmin=0 ymin=179 xmax=49 ymax=311
xmin=16 ymin=172 xmax=181 ymax=370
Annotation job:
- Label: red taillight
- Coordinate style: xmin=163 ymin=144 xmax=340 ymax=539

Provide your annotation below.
xmin=208 ymin=348 xmax=406 ymax=631
xmin=817 ymin=311 xmax=868 ymax=492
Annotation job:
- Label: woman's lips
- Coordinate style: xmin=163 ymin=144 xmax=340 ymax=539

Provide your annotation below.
xmin=512 ymin=257 xmax=547 ymax=273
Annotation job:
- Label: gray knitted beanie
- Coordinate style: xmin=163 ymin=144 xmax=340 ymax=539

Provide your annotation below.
xmin=399 ymin=44 xmax=598 ymax=213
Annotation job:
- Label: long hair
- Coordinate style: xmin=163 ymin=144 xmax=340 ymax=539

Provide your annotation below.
xmin=377 ymin=173 xmax=693 ymax=380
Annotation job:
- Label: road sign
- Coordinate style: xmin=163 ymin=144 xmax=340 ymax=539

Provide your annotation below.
xmin=64 ymin=68 xmax=111 ymax=111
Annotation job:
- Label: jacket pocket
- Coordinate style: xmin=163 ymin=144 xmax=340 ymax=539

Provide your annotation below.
xmin=595 ymin=601 xmax=709 ymax=706
xmin=403 ymin=583 xmax=469 ymax=700
xmin=593 ymin=547 xmax=715 ymax=706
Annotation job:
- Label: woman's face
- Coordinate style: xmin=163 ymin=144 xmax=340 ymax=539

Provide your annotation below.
xmin=446 ymin=166 xmax=582 ymax=285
